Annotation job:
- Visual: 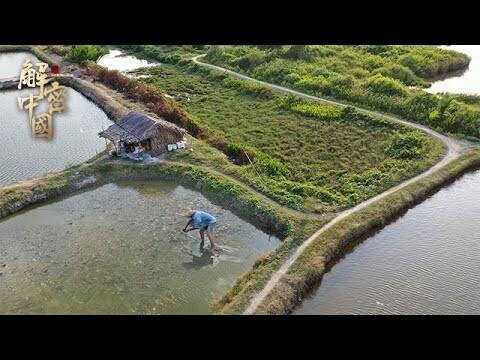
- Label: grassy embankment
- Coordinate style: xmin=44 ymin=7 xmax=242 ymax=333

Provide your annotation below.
xmin=94 ymin=55 xmax=445 ymax=214
xmin=213 ymin=147 xmax=480 ymax=314
xmin=0 ymin=45 xmax=108 ymax=65
xmin=202 ymin=45 xmax=480 ymax=141
xmin=5 ymin=44 xmax=445 ymax=216
xmin=114 ymin=46 xmax=480 ymax=314
xmin=0 ymin=156 xmax=315 ymax=238
xmin=1 ymin=45 xmax=473 ymax=314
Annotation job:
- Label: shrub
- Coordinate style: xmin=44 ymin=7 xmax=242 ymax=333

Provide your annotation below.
xmin=226 ymin=142 xmax=257 ymax=165
xmin=85 ymin=63 xmax=203 ymax=137
xmin=235 ymin=48 xmax=272 ymax=70
xmin=386 ymin=132 xmax=425 ymax=159
xmin=285 ymin=45 xmax=307 ymax=60
xmin=254 ymin=153 xmax=288 ymax=176
xmin=222 ymin=77 xmax=275 ymax=99
xmin=70 ymin=45 xmax=108 ymax=64
xmin=48 ymin=45 xmax=71 ymax=57
xmin=290 ymin=102 xmax=342 ymax=120
xmin=372 ymin=64 xmax=424 ymax=86
xmin=363 ymin=74 xmax=408 ymax=97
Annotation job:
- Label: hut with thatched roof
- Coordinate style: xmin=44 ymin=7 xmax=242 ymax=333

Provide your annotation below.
xmin=99 ymin=111 xmax=185 ymax=157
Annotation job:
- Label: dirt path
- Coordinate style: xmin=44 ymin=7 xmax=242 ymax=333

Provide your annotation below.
xmin=191 ymin=54 xmax=476 ymax=314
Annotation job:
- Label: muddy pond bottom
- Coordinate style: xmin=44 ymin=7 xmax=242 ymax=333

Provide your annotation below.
xmin=0 ymin=181 xmax=280 ymax=314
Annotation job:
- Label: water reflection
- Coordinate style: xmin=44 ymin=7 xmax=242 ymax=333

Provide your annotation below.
xmin=295 ymin=169 xmax=480 ymax=315
xmin=97 ymin=49 xmax=159 ymax=73
xmin=427 ymin=45 xmax=480 ymax=95
xmin=182 ymin=246 xmax=215 ymax=270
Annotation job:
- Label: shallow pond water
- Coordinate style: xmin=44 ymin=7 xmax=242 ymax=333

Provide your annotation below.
xmin=97 ymin=49 xmax=159 ymax=73
xmin=0 ymin=87 xmax=112 ymax=187
xmin=0 ymin=181 xmax=280 ymax=314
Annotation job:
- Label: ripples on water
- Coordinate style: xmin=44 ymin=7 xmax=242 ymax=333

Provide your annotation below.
xmin=0 ymin=88 xmax=112 ymax=187
xmin=295 ymin=170 xmax=480 ymax=315
xmin=0 ymin=51 xmax=112 ymax=187
xmin=0 ymin=181 xmax=281 ymax=314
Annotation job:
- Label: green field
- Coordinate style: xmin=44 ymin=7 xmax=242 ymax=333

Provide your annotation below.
xmin=131 ymin=62 xmax=444 ymax=212
xmin=201 ymin=45 xmax=480 ymax=140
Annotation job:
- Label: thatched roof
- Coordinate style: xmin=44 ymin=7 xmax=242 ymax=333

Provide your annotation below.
xmin=99 ymin=111 xmax=185 ymax=143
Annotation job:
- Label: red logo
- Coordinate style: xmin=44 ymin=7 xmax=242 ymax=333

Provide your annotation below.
xmin=51 ymin=65 xmax=59 ymax=74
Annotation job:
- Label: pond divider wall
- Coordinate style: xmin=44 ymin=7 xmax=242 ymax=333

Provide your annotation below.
xmin=252 ymin=148 xmax=480 ymax=314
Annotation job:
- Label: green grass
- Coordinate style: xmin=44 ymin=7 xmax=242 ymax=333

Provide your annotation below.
xmin=202 ymin=45 xmax=480 ymax=140
xmin=2 ymin=45 xmax=476 ymax=316
xmin=134 ymin=62 xmax=445 ymax=212
xmin=254 ymin=148 xmax=480 ymax=314
xmin=70 ymin=45 xmax=109 ymax=64
xmin=118 ymin=45 xmax=206 ymax=64
xmin=210 ymin=215 xmax=331 ymax=314
xmin=0 ymin=159 xmax=300 ymax=239
xmin=0 ymin=150 xmax=329 ymax=315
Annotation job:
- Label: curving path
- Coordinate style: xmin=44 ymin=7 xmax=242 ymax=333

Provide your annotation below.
xmin=191 ymin=55 xmax=476 ymax=314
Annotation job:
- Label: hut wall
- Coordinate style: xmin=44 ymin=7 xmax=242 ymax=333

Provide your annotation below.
xmin=150 ymin=128 xmax=184 ymax=156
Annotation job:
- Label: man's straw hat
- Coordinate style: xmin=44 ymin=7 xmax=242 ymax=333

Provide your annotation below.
xmin=183 ymin=209 xmax=197 ymax=217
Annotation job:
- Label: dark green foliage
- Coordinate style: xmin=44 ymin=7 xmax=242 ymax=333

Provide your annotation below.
xmin=204 ymin=45 xmax=479 ymax=140
xmin=226 ymin=142 xmax=257 ymax=165
xmin=451 ymin=93 xmax=480 ymax=106
xmin=119 ymin=45 xmax=202 ymax=64
xmin=285 ymin=45 xmax=307 ymax=60
xmin=254 ymin=153 xmax=288 ymax=176
xmin=363 ymin=73 xmax=414 ymax=97
xmin=386 ymin=132 xmax=425 ymax=159
xmin=70 ymin=45 xmax=108 ymax=64
xmin=222 ymin=77 xmax=275 ymax=99
xmin=48 ymin=45 xmax=71 ymax=56
xmin=372 ymin=64 xmax=427 ymax=87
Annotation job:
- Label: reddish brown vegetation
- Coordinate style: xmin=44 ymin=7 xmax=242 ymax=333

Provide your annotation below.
xmin=85 ymin=63 xmax=255 ymax=163
xmin=85 ymin=63 xmax=208 ymax=138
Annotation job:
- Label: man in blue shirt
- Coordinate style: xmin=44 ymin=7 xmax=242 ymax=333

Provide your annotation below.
xmin=183 ymin=209 xmax=217 ymax=249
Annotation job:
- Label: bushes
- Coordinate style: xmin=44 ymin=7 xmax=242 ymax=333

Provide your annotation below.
xmin=70 ymin=45 xmax=108 ymax=64
xmin=363 ymin=74 xmax=408 ymax=97
xmin=403 ymin=91 xmax=438 ymax=123
xmin=225 ymin=142 xmax=258 ymax=165
xmin=235 ymin=47 xmax=273 ymax=70
xmin=48 ymin=45 xmax=71 ymax=57
xmin=205 ymin=46 xmax=230 ymax=65
xmin=203 ymin=45 xmax=480 ymax=140
xmin=285 ymin=45 xmax=307 ymax=60
xmin=372 ymin=64 xmax=426 ymax=86
xmin=119 ymin=45 xmax=183 ymax=64
xmin=254 ymin=153 xmax=288 ymax=176
xmin=224 ymin=142 xmax=288 ymax=176
xmin=222 ymin=77 xmax=275 ymax=99
xmin=386 ymin=132 xmax=426 ymax=159
xmin=290 ymin=102 xmax=342 ymax=120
